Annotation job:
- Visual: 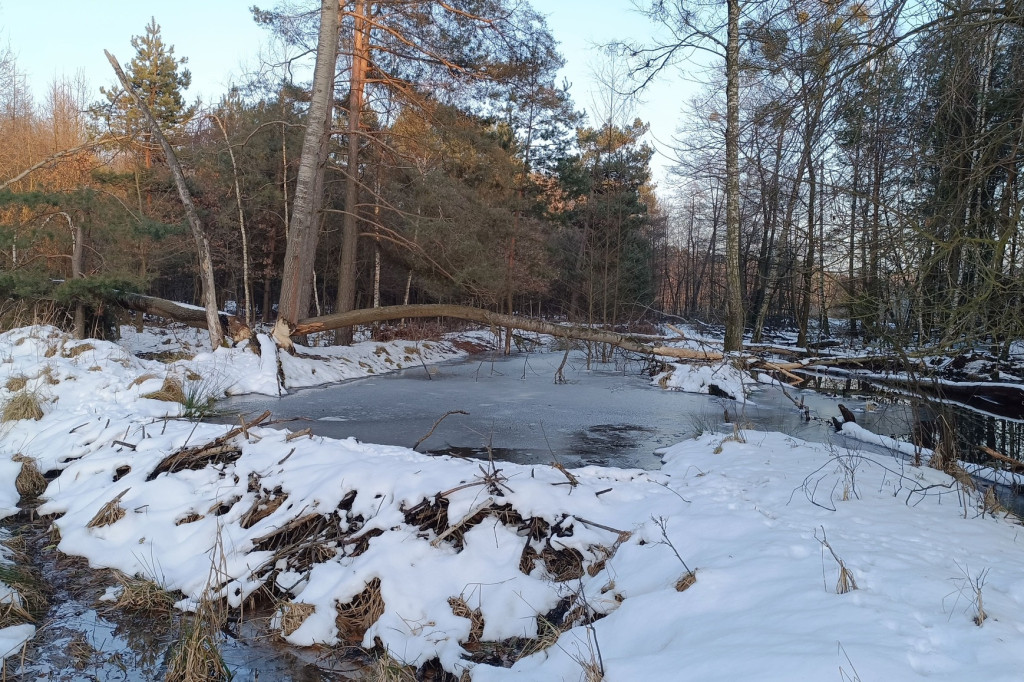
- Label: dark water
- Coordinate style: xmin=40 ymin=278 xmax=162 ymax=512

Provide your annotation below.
xmin=2 ymin=517 xmax=367 ymax=680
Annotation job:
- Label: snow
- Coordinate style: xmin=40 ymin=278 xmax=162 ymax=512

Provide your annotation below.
xmin=3 ymin=324 xmax=1024 ymax=679
xmin=653 ymin=359 xmax=752 ymax=400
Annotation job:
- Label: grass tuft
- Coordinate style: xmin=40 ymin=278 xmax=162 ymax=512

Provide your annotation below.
xmin=165 ymin=607 xmax=231 ymax=682
xmin=335 ymin=577 xmax=385 ymax=643
xmin=86 ymin=489 xmax=129 ymax=528
xmin=1 ymin=390 xmax=44 ymax=422
xmin=107 ymin=573 xmax=177 ymax=614
xmin=3 ymin=376 xmax=27 ymax=392
xmin=278 ymin=601 xmax=315 ymax=637
xmin=63 ymin=342 xmax=95 ymax=358
xmin=142 ymin=376 xmax=186 ymax=403
xmin=13 ymin=454 xmax=46 ymax=498
xmin=366 ymin=651 xmax=417 ymax=682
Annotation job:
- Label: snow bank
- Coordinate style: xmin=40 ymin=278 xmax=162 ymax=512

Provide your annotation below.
xmin=653 ymin=359 xmax=751 ymax=400
xmin=3 ymin=325 xmax=1024 ymax=680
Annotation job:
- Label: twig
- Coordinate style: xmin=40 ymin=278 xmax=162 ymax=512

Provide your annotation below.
xmin=285 ymin=428 xmax=313 ymax=441
xmin=412 ymin=410 xmax=469 ymax=451
xmin=430 ymin=498 xmax=495 ymax=547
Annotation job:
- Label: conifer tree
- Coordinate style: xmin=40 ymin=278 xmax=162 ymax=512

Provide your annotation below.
xmin=96 ymin=18 xmax=195 ymax=168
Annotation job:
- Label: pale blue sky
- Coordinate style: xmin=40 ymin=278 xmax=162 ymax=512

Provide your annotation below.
xmin=0 ymin=0 xmax=691 ymax=185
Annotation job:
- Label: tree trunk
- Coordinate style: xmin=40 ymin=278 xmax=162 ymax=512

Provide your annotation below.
xmin=277 ymin=0 xmax=339 ymax=326
xmin=723 ymin=0 xmax=744 ymax=352
xmin=336 ymin=0 xmax=370 ymax=345
xmin=114 ymin=292 xmax=250 ymax=343
xmin=104 ymin=50 xmax=224 ymax=349
xmin=272 ymin=303 xmax=724 ymax=361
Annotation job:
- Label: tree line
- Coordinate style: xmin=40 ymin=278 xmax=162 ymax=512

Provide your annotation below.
xmin=1 ymin=0 xmax=1021 ymax=357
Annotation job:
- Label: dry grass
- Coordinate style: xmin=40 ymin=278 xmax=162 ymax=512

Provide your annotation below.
xmin=335 ymin=578 xmax=385 ymax=644
xmin=86 ymin=489 xmax=129 ymax=528
xmin=175 ymin=512 xmax=204 ymax=526
xmin=239 ymin=492 xmax=288 ymax=529
xmin=365 ymin=651 xmax=417 ymax=682
xmin=675 ymin=570 xmax=698 ymax=592
xmin=278 ymin=601 xmax=315 ymax=637
xmin=1 ymin=390 xmax=44 ymax=422
xmin=13 ymin=454 xmax=46 ymax=498
xmin=108 ymin=574 xmax=177 ymax=614
xmin=540 ymin=546 xmax=585 ymax=582
xmin=0 ymin=546 xmax=46 ymax=628
xmin=449 ymin=597 xmax=485 ymax=648
xmin=128 ymin=372 xmax=161 ymax=389
xmin=63 ymin=343 xmax=95 ymax=358
xmin=142 ymin=376 xmax=186 ymax=403
xmin=165 ymin=606 xmax=230 ymax=682
xmin=3 ymin=375 xmax=27 ymax=392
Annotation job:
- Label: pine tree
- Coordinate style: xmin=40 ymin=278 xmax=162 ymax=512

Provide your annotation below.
xmin=96 ymin=18 xmax=195 ymax=168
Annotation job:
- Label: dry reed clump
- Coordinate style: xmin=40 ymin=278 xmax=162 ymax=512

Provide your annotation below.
xmin=3 ymin=375 xmax=27 ymax=392
xmin=128 ymin=372 xmax=161 ymax=389
xmin=239 ymin=491 xmax=288 ymax=529
xmin=165 ymin=607 xmax=230 ymax=682
xmin=142 ymin=375 xmax=186 ymax=403
xmin=86 ymin=489 xmax=129 ymax=528
xmin=12 ymin=454 xmax=46 ymax=498
xmin=108 ymin=574 xmax=177 ymax=614
xmin=335 ymin=578 xmax=385 ymax=644
xmin=62 ymin=343 xmax=95 ymax=358
xmin=0 ymin=547 xmax=46 ymax=628
xmin=449 ymin=597 xmax=485 ymax=649
xmin=540 ymin=546 xmax=585 ymax=582
xmin=38 ymin=365 xmax=59 ymax=385
xmin=278 ymin=601 xmax=316 ymax=637
xmin=365 ymin=651 xmax=418 ymax=682
xmin=1 ymin=390 xmax=44 ymax=422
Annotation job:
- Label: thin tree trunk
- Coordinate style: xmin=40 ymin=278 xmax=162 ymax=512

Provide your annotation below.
xmin=211 ymin=114 xmax=253 ymax=326
xmin=105 ymin=50 xmax=224 ymax=349
xmin=724 ymin=0 xmax=744 ymax=352
xmin=277 ymin=0 xmax=339 ymax=326
xmin=336 ymin=0 xmax=370 ymax=345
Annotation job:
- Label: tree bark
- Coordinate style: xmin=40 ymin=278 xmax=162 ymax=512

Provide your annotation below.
xmin=724 ymin=0 xmax=745 ymax=352
xmin=277 ymin=0 xmax=339 ymax=326
xmin=104 ymin=50 xmax=224 ymax=349
xmin=336 ymin=0 xmax=371 ymax=345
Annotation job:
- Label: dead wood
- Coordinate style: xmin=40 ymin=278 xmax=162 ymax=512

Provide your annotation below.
xmin=113 ymin=292 xmax=251 ymax=344
xmin=146 ymin=410 xmax=270 ymax=480
xmin=977 ymin=445 xmax=1024 ymax=473
xmin=413 ymin=410 xmax=469 ymax=451
xmin=273 ymin=304 xmax=723 ymax=360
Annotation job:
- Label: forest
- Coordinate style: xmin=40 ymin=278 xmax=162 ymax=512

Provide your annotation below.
xmin=0 ymin=0 xmax=1022 ymax=358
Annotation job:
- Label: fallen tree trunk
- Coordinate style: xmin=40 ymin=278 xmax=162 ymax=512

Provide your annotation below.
xmin=273 ymin=304 xmax=724 ymax=361
xmin=114 ymin=292 xmax=251 ymax=344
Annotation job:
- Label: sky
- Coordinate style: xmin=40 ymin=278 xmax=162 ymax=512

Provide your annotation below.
xmin=0 ymin=0 xmax=693 ymax=187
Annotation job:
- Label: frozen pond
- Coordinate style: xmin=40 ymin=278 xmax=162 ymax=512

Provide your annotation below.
xmin=218 ymin=348 xmax=920 ymax=470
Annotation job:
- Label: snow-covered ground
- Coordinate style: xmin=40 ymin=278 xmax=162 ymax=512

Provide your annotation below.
xmin=2 ymin=324 xmax=1024 ymax=680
